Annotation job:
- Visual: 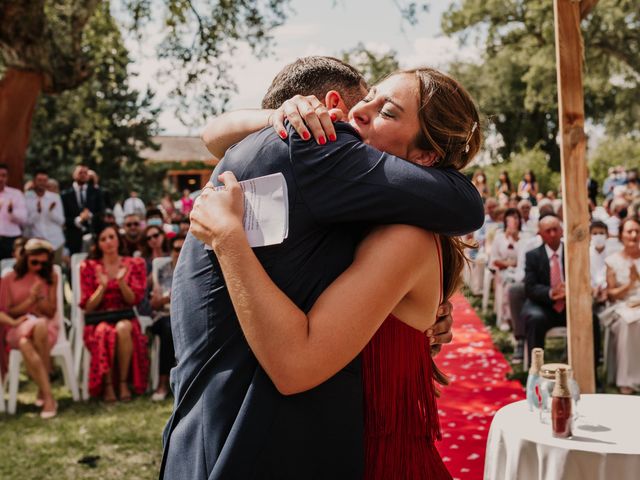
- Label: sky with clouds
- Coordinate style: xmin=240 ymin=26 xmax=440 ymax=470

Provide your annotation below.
xmin=125 ymin=0 xmax=480 ymax=135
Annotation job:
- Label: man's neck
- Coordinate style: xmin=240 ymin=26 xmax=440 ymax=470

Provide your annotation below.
xmin=595 ymin=246 xmax=605 ymax=254
xmin=35 ymin=188 xmax=46 ymax=197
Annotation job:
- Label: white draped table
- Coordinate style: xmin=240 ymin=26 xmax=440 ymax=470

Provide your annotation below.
xmin=484 ymin=394 xmax=640 ymax=480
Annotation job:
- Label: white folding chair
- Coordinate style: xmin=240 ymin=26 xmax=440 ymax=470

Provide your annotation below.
xmin=7 ymin=265 xmax=80 ymax=414
xmin=147 ymin=256 xmax=172 ymax=391
xmin=70 ymin=253 xmax=88 ymax=381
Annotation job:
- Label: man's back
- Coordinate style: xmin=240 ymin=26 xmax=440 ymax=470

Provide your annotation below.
xmin=162 ymin=124 xmax=484 ymax=479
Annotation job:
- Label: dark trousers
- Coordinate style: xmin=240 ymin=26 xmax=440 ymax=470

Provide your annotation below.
xmin=151 ymin=315 xmax=176 ymax=375
xmin=508 ymin=282 xmax=527 ymax=339
xmin=523 ymin=300 xmax=601 ymax=370
xmin=0 ymin=236 xmax=18 ymax=260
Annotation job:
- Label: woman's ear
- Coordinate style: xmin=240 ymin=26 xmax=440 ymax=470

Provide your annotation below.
xmin=411 ymin=150 xmax=439 ymax=167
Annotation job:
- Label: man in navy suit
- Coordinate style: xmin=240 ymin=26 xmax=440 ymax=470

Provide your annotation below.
xmin=522 ymin=213 xmax=601 ymax=364
xmin=161 ymin=57 xmax=485 ymax=479
xmin=60 ymin=164 xmax=104 ymax=254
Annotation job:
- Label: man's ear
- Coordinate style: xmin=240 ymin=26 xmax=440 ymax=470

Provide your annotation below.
xmin=324 ymin=90 xmax=348 ymax=114
xmin=411 ymin=150 xmax=439 ymax=167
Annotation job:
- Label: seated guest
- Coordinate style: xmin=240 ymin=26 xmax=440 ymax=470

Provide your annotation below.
xmin=140 ymin=225 xmax=169 ymax=275
xmin=490 ymin=208 xmax=525 ymax=331
xmin=146 ymin=208 xmax=174 ymax=236
xmin=0 ymin=239 xmax=59 ymax=418
xmin=522 ymin=214 xmax=600 ymax=364
xmin=605 ymin=216 xmax=640 ymax=394
xmin=177 ymin=216 xmax=190 ymax=237
xmin=518 ymin=199 xmax=537 ymax=236
xmin=149 ymin=234 xmax=185 ymax=401
xmin=474 ymin=197 xmax=499 ymax=251
xmin=121 ymin=213 xmax=143 ymax=256
xmin=79 ymin=225 xmax=148 ymax=402
xmin=590 ymin=220 xmax=610 ymax=303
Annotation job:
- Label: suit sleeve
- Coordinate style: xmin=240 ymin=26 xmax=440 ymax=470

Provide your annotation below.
xmin=524 ymin=250 xmax=553 ymax=306
xmin=287 ymin=123 xmax=484 ymax=236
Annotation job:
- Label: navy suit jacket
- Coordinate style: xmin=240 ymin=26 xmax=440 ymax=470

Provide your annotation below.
xmin=161 ymin=123 xmax=484 ymax=479
xmin=524 ymin=243 xmax=565 ymax=310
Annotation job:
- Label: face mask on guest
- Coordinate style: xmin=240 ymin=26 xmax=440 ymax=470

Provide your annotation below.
xmin=147 ymin=218 xmax=163 ymax=227
xmin=591 ymin=234 xmax=607 ymax=249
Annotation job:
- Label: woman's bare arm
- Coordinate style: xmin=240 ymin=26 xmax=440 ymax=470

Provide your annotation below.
xmin=607 ymin=265 xmax=635 ymax=301
xmin=190 ymin=173 xmax=439 ymax=395
xmin=201 ymin=110 xmax=273 ymax=159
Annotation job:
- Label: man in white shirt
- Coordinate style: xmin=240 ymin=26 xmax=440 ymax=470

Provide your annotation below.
xmin=123 ymin=190 xmax=146 ymax=218
xmin=25 ymin=170 xmax=66 ymax=264
xmin=0 ymin=163 xmax=27 ymax=259
xmin=518 ymin=199 xmax=537 ymax=236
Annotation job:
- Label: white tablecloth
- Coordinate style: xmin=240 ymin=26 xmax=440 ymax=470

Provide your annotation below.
xmin=484 ymin=394 xmax=640 ymax=480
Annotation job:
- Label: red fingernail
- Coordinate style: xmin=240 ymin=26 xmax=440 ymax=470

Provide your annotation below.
xmin=302 ymin=131 xmax=310 ymax=140
xmin=329 ymin=134 xmax=337 ymax=142
xmin=330 ymin=113 xmax=337 ymax=121
xmin=319 ymin=136 xmax=326 ymax=145
xmin=279 ymin=130 xmax=287 ymax=139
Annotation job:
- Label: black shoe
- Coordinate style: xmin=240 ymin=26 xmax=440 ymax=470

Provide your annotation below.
xmin=512 ymin=340 xmax=524 ymax=364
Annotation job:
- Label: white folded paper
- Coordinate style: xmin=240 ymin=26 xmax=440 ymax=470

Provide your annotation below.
xmin=205 ymin=172 xmax=289 ymax=248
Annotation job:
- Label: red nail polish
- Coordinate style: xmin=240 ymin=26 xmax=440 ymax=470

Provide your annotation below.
xmin=329 ymin=134 xmax=337 ymax=142
xmin=302 ymin=131 xmax=310 ymax=140
xmin=279 ymin=130 xmax=287 ymax=139
xmin=330 ymin=113 xmax=337 ymax=121
xmin=319 ymin=136 xmax=326 ymax=145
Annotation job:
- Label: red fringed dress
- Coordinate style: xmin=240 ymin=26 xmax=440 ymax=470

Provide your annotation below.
xmin=362 ymin=240 xmax=451 ymax=479
xmin=80 ymin=257 xmax=149 ymax=398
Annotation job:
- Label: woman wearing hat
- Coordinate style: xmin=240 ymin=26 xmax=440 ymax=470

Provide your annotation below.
xmin=0 ymin=238 xmax=59 ymax=418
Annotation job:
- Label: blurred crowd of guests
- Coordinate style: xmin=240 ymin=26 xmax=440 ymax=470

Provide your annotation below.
xmin=467 ymin=165 xmax=640 ymax=394
xmin=0 ymin=162 xmax=194 ymax=417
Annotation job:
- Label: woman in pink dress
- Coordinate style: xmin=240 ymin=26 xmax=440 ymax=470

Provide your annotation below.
xmin=0 ymin=238 xmax=59 ymax=418
xmin=80 ymin=225 xmax=149 ymax=402
xmin=180 ymin=189 xmax=194 ymax=216
xmin=191 ymin=68 xmax=480 ymax=478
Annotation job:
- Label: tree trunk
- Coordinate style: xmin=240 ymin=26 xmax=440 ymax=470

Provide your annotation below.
xmin=0 ymin=68 xmax=43 ymax=188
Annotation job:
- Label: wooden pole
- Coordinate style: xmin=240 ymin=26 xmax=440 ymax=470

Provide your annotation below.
xmin=553 ymin=0 xmax=595 ymax=393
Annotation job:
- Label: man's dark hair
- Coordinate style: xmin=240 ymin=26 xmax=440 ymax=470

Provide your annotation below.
xmin=146 ymin=207 xmax=163 ymax=219
xmin=0 ymin=163 xmax=8 ymax=172
xmin=34 ymin=169 xmax=48 ymax=178
xmin=589 ymin=220 xmax=608 ymax=232
xmin=170 ymin=234 xmax=187 ymax=250
xmin=261 ymin=56 xmax=367 ymax=110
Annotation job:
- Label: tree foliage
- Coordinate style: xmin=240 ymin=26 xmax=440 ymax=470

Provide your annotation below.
xmin=25 ymin=2 xmax=161 ymax=202
xmin=341 ymin=43 xmax=400 ymax=85
xmin=588 ymin=134 xmax=640 ymax=187
xmin=442 ymin=0 xmax=640 ymax=170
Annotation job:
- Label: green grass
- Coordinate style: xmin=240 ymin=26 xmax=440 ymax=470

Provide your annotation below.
xmin=0 ymin=377 xmax=172 ymax=479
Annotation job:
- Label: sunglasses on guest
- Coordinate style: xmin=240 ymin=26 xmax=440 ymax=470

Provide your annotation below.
xmin=29 ymin=259 xmax=48 ymax=267
xmin=146 ymin=232 xmax=162 ymax=241
xmin=125 ymin=222 xmax=140 ymax=227
xmin=172 ymin=245 xmax=183 ymax=253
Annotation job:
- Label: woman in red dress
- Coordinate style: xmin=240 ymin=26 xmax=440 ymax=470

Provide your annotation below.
xmin=80 ymin=225 xmax=149 ymax=402
xmin=190 ymin=68 xmax=480 ymax=478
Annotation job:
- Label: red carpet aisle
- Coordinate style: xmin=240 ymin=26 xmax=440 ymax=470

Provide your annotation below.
xmin=436 ymin=293 xmax=525 ymax=480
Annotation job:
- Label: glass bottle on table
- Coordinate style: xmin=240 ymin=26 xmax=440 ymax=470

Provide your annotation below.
xmin=526 ymin=348 xmax=544 ymax=412
xmin=539 ymin=363 xmax=580 ymax=424
xmin=551 ymin=368 xmax=573 ymax=438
